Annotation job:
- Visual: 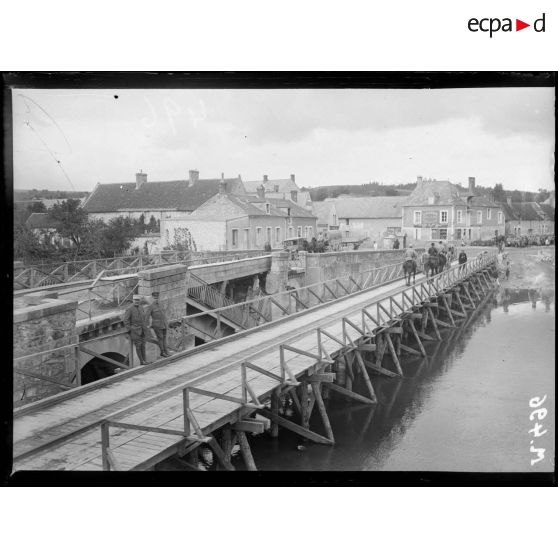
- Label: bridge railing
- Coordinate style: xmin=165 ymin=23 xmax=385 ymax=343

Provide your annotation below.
xmin=14 ymin=250 xmax=268 ymax=290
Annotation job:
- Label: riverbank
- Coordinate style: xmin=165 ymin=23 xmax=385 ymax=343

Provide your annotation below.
xmin=499 ymin=246 xmax=555 ymax=289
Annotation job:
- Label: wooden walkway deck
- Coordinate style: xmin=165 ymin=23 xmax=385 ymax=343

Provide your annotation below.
xmin=13 ymin=256 xmax=497 ymax=472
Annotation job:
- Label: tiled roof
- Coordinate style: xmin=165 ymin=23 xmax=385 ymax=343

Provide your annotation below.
xmin=404 ymin=179 xmax=498 ymax=208
xmin=497 ymin=202 xmax=517 ymax=220
xmin=26 ymin=213 xmax=59 ymax=229
xmin=82 ymin=177 xmax=244 ymax=213
xmin=268 ymin=198 xmax=315 ymax=218
xmin=326 ymin=196 xmax=407 ymax=219
xmin=511 ymin=202 xmax=551 ymax=221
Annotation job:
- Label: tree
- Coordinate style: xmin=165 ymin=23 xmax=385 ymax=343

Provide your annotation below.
xmin=101 ymin=216 xmax=138 ymax=257
xmin=492 ymin=183 xmax=505 ymax=202
xmin=13 ymin=224 xmax=55 ymax=262
xmin=28 ymin=200 xmax=47 ymax=213
xmin=524 ymin=191 xmax=534 ymax=202
xmin=48 ymin=199 xmax=89 ymax=252
xmin=511 ymin=190 xmax=523 ymax=203
xmin=148 ymin=215 xmax=158 ymax=232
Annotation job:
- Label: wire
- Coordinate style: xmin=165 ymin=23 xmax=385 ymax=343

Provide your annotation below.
xmin=24 ymin=120 xmax=77 ymax=192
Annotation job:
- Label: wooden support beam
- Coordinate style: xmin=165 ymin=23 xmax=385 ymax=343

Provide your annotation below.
xmin=408 ymin=318 xmax=427 ymax=357
xmin=258 ymin=409 xmax=334 ymax=445
xmin=417 ymin=330 xmax=435 ymax=341
xmin=328 ymin=382 xmax=376 ymax=405
xmin=308 ymin=373 xmax=335 ymax=383
xmin=236 ymin=431 xmax=257 ymax=471
xmin=207 ymin=437 xmax=236 ymax=471
xmin=356 ymin=344 xmax=377 ymax=352
xmin=365 ymin=360 xmax=399 ymax=378
xmin=270 ymin=388 xmax=280 ymax=438
xmin=312 ymin=383 xmax=335 ymax=443
xmin=427 ymin=306 xmax=442 ymax=340
xmin=300 ymin=379 xmax=310 ymax=430
xmin=384 ymin=326 xmax=403 ymax=334
xmin=399 ymin=343 xmax=421 ymax=356
xmin=409 ymin=312 xmax=423 ymax=319
xmin=220 ymin=426 xmax=233 ymax=464
xmin=442 ymin=296 xmax=456 ymax=327
xmin=353 ymin=350 xmax=378 ymax=402
xmin=435 ymin=317 xmax=455 ymax=329
xmin=385 ymin=333 xmax=403 ymax=376
xmin=233 ymin=420 xmax=265 ymax=434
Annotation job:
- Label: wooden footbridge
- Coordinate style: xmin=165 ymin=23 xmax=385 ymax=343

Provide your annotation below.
xmin=12 ymin=253 xmax=498 ymax=472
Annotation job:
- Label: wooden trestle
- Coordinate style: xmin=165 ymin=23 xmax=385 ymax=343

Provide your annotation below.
xmin=13 ymin=257 xmax=498 ymax=473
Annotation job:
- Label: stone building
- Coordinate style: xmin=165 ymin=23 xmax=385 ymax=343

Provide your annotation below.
xmin=82 ymin=169 xmax=246 ymax=224
xmin=401 ymin=176 xmax=504 ymax=244
xmin=161 ymin=178 xmax=317 ymax=251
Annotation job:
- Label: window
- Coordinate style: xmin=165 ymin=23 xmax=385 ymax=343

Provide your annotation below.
xmin=288 ymin=226 xmax=294 ymax=237
xmin=456 ymin=228 xmax=462 ymax=240
xmin=274 ymin=184 xmax=279 ymax=193
xmin=487 ymin=208 xmax=492 ymax=220
xmin=275 ymin=227 xmax=281 ymax=242
xmin=498 ymin=211 xmax=503 ymax=225
xmin=345 ymin=230 xmax=350 ymax=237
xmin=291 ymin=191 xmax=297 ymax=202
xmin=244 ymin=229 xmax=250 ymax=248
xmin=456 ymin=210 xmax=463 ymax=224
xmin=256 ymin=227 xmax=262 ymax=245
xmin=440 ymin=210 xmax=448 ymax=224
xmin=308 ymin=226 xmax=313 ymax=238
xmin=439 ymin=228 xmax=447 ymax=240
xmin=265 ymin=203 xmax=270 ymax=214
xmin=297 ymin=226 xmax=302 ymax=237
xmin=413 ymin=211 xmax=422 ymax=225
xmin=345 ymin=218 xmax=350 ymax=225
xmin=266 ymin=227 xmax=272 ymax=242
xmin=477 ymin=210 xmax=483 ymax=224
xmin=231 ymin=229 xmax=238 ymax=247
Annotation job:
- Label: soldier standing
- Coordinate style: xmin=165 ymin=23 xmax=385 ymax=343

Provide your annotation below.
xmin=123 ymin=294 xmax=164 ymax=365
xmin=146 ymin=291 xmax=171 ymax=358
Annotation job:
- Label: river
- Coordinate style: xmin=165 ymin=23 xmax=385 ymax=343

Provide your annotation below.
xmin=246 ymin=288 xmax=555 ymax=472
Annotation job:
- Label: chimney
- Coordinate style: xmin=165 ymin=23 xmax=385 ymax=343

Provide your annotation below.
xmin=468 ymin=177 xmax=475 ymax=195
xmin=257 ymin=184 xmax=266 ymax=199
xmin=135 ymin=170 xmax=147 ymax=189
xmin=417 ymin=176 xmax=423 ymax=188
xmin=263 ymin=174 xmax=268 ymax=183
xmin=188 ymin=169 xmax=199 ymax=186
xmin=219 ymin=172 xmax=226 ymax=194
xmin=290 ymin=173 xmax=296 ymax=182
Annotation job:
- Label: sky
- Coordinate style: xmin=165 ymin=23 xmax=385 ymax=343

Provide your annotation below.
xmin=11 ymin=87 xmax=555 ymax=193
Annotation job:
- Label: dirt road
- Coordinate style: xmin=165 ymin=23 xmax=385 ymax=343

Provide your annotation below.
xmin=499 ymin=246 xmax=555 ymax=289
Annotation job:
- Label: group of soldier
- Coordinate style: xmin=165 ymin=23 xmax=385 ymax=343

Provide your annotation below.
xmin=123 ymin=291 xmax=171 ymax=366
xmin=403 ymin=240 xmax=469 ymax=271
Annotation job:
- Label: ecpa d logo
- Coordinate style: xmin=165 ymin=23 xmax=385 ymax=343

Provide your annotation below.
xmin=468 ymin=13 xmax=546 ymax=37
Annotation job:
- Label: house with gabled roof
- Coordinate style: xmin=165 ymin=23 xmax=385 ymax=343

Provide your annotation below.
xmin=161 ymin=178 xmax=317 ymax=251
xmin=402 ymin=176 xmax=505 ymax=245
xmin=498 ymin=197 xmax=555 ymax=237
xmin=82 ymin=169 xmax=246 ymax=224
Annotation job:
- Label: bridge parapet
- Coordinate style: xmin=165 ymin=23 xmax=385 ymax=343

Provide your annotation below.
xmin=13 ymin=296 xmax=78 ymax=406
xmin=138 ymin=264 xmax=188 ymax=321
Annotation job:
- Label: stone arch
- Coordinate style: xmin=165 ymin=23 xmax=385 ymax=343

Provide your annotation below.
xmin=80 ymin=351 xmax=128 ymax=385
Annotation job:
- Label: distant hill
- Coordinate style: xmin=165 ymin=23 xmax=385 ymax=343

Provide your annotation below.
xmin=14 ymin=189 xmax=90 ymax=201
xmin=302 ymin=182 xmax=415 ymax=202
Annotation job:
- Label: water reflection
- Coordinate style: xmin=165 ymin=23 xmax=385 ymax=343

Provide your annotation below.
xmin=249 ymin=292 xmax=554 ymax=472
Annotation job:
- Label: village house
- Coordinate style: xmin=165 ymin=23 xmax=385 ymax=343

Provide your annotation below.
xmin=81 ymin=169 xmax=246 ymax=224
xmin=243 ymin=174 xmax=312 ymax=210
xmin=161 ymin=178 xmax=316 ymax=251
xmin=498 ymin=196 xmax=555 ymax=237
xmin=312 ymin=196 xmax=407 ymax=247
xmin=401 ymin=176 xmax=504 ymax=244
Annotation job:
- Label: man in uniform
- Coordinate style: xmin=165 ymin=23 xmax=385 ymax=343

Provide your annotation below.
xmin=145 ymin=291 xmax=171 ymax=358
xmin=124 ymin=295 xmax=163 ymax=365
xmin=404 ymin=243 xmax=417 ymax=263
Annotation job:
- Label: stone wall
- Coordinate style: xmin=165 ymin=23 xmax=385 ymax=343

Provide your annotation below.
xmin=13 ymin=297 xmax=78 ymax=406
xmin=137 ymin=264 xmax=188 ymax=322
xmin=304 ymin=249 xmax=406 ymax=284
